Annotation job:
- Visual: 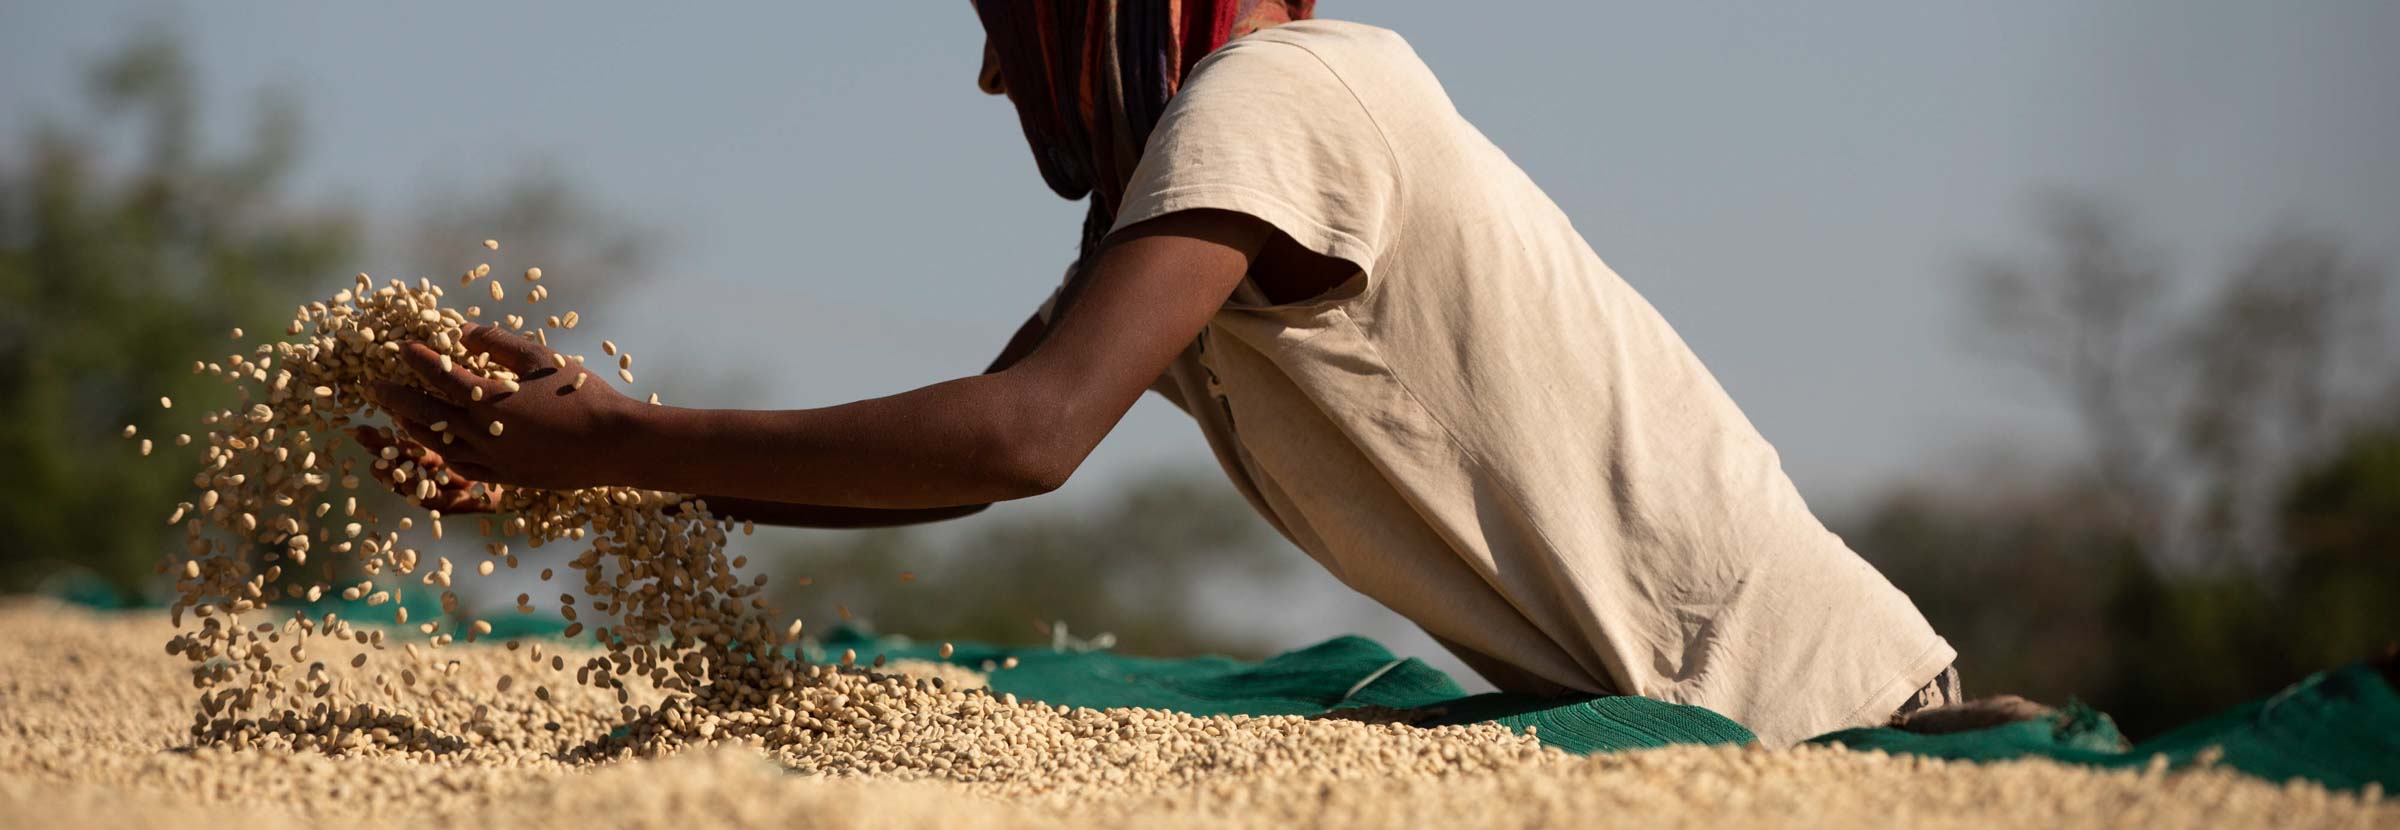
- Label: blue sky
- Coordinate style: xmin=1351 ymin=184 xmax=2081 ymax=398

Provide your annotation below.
xmin=7 ymin=1 xmax=2397 ymax=674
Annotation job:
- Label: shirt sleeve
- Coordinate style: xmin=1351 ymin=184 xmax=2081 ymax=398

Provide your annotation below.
xmin=1109 ymin=38 xmax=1401 ymax=283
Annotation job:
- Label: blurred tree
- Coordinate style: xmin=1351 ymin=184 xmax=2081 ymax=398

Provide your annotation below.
xmin=1966 ymin=193 xmax=2389 ymax=566
xmin=0 ymin=29 xmax=656 ymax=602
xmin=1845 ymin=467 xmax=2135 ymax=714
xmin=765 ymin=472 xmax=1301 ymax=659
xmin=1966 ymin=194 xmax=2175 ymax=539
xmin=2170 ymin=230 xmax=2385 ymax=564
xmin=1847 ymin=192 xmax=2395 ymax=737
xmin=2274 ymin=426 xmax=2400 ymax=675
xmin=0 ymin=29 xmax=359 ymax=599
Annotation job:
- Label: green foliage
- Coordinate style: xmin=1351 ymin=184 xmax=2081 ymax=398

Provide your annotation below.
xmin=1847 ymin=424 xmax=2400 ymax=739
xmin=1884 ymin=194 xmax=2400 ymax=738
xmin=1844 ymin=478 xmax=2134 ymax=715
xmin=0 ymin=32 xmax=360 ymax=598
xmin=2277 ymin=429 xmax=2400 ymax=673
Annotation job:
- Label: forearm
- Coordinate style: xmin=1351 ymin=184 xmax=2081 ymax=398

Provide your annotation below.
xmin=669 ymin=315 xmax=1050 ymax=528
xmin=582 ymin=211 xmax=1256 ymax=510
xmin=689 ymin=496 xmax=988 ymax=529
xmin=608 ymin=370 xmax=1072 ymax=509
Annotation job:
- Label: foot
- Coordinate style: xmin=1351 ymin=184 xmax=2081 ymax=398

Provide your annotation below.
xmin=1891 ymin=695 xmax=2056 ymax=734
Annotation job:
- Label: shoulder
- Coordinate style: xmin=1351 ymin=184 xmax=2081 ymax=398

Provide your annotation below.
xmin=1191 ymin=20 xmax=1425 ymax=89
xmin=1236 ymin=20 xmax=1417 ymax=64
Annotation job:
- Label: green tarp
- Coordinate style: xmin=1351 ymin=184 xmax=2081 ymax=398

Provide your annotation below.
xmin=1811 ymin=662 xmax=2400 ymax=793
xmin=820 ymin=629 xmax=2399 ymax=792
xmin=264 ymin=598 xmax=1759 ymax=754
xmin=812 ymin=631 xmax=1756 ymax=754
xmin=91 ymin=589 xmax=2400 ymax=791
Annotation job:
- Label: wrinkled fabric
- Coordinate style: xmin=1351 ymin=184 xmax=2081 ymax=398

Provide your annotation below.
xmin=1041 ymin=20 xmax=1956 ymax=748
xmin=1892 ymin=666 xmax=1965 ymax=722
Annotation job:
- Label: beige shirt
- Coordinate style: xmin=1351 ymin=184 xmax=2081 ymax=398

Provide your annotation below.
xmin=1048 ymin=19 xmax=1953 ymax=748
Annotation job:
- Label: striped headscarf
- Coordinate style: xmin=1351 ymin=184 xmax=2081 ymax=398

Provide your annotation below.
xmin=973 ymin=0 xmax=1317 ymax=263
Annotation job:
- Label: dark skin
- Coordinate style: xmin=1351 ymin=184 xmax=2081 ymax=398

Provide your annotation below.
xmin=362 ymin=25 xmax=1353 ymax=526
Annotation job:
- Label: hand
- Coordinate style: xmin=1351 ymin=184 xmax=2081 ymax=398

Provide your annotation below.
xmin=352 ymin=425 xmax=505 ymax=513
xmin=365 ymin=322 xmax=642 ymax=491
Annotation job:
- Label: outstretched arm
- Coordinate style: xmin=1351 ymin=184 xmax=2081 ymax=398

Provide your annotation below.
xmin=665 ymin=304 xmax=1053 ymax=527
xmin=366 ymin=209 xmax=1264 ymax=514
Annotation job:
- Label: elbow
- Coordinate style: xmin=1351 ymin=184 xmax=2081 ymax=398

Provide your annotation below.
xmin=983 ymin=408 xmax=1083 ymax=500
xmin=986 ymin=435 xmax=1077 ymax=500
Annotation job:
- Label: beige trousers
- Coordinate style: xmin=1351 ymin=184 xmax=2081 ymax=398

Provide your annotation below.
xmin=1890 ymin=666 xmax=1964 ymax=723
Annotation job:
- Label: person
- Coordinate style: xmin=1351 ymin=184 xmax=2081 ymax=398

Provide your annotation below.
xmin=360 ymin=1 xmax=1966 ymax=748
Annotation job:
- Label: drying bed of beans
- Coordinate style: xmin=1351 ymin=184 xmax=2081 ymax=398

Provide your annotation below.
xmin=3 ymin=601 xmax=2388 ymax=829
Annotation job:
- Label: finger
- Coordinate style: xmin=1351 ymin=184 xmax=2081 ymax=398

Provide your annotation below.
xmin=423 ymin=489 xmax=492 ymax=514
xmin=426 ymin=466 xmax=497 ymax=512
xmin=390 ymin=415 xmax=450 ymax=449
xmin=404 ymin=470 xmax=480 ymax=513
xmin=354 ymin=426 xmax=421 ymax=472
xmin=358 ymin=424 xmax=492 ymax=511
xmin=414 ymin=462 xmax=484 ymax=509
xmin=370 ymin=383 xmax=467 ymax=432
xmin=405 ymin=438 xmax=452 ymax=470
xmin=376 ymin=427 xmax=448 ymax=474
xmin=400 ymin=342 xmax=504 ymax=406
xmin=357 ymin=430 xmax=433 ymax=499
xmin=414 ymin=424 xmax=491 ymax=470
xmin=353 ymin=427 xmax=402 ymax=488
xmin=460 ymin=322 xmax=553 ymax=375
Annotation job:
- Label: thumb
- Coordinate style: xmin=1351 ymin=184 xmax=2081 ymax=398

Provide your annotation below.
xmin=400 ymin=342 xmax=501 ymax=406
xmin=460 ymin=322 xmax=553 ymax=375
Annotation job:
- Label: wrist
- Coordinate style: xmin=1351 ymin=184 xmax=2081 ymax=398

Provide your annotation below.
xmin=594 ymin=394 xmax=666 ymax=487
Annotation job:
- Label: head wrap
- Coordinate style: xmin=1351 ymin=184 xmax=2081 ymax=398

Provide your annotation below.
xmin=973 ymin=1 xmax=1317 ymax=263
